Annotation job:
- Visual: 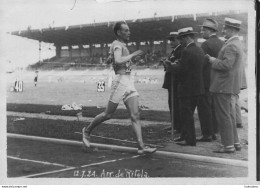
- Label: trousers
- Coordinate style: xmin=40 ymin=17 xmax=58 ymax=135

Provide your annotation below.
xmin=235 ymin=94 xmax=242 ymax=124
xmin=168 ymin=86 xmax=181 ymax=132
xmin=179 ymin=96 xmax=199 ymax=144
xmin=211 ymin=93 xmax=240 ymax=147
xmin=197 ymin=90 xmax=218 ymax=137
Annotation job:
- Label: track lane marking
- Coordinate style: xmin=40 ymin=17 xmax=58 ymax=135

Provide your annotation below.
xmin=19 ymin=167 xmax=76 ymax=178
xmin=8 ymin=156 xmax=73 ymax=168
xmin=80 ymin=155 xmax=140 ymax=168
xmin=7 ymin=133 xmax=248 ymax=167
xmin=18 ymin=155 xmax=141 ymax=178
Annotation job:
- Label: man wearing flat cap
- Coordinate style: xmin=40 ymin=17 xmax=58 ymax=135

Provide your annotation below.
xmin=197 ymin=18 xmax=224 ymax=142
xmin=162 ymin=32 xmax=182 ymax=134
xmin=167 ymin=27 xmax=205 ymax=146
xmin=207 ymin=17 xmax=244 ymax=153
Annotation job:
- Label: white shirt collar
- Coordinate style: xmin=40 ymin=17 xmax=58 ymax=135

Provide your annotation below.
xmin=173 ymin=44 xmax=181 ymax=51
xmin=209 ymin=34 xmax=217 ymax=37
xmin=186 ymin=41 xmax=194 ymax=48
xmin=225 ymin=35 xmax=239 ymax=43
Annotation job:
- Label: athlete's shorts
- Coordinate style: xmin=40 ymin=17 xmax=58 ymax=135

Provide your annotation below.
xmin=109 ymin=74 xmax=139 ymax=104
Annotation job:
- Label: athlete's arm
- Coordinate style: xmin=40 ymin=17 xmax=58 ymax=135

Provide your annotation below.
xmin=114 ymin=48 xmax=143 ymax=64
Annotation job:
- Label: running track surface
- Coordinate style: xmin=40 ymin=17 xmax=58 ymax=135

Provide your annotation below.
xmin=7 ymin=137 xmax=247 ymax=178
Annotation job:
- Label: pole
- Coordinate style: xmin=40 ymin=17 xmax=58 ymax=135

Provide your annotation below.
xmin=39 ymin=41 xmax=41 ymax=63
xmin=170 ymin=73 xmax=175 ymax=140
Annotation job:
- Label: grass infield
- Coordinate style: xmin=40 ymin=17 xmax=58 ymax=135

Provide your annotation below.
xmin=7 ymin=103 xmax=171 ymax=122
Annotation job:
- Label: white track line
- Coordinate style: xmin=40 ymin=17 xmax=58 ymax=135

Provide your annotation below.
xmin=19 ymin=155 xmax=140 ymax=178
xmin=19 ymin=167 xmax=75 ymax=178
xmin=8 ymin=133 xmax=248 ymax=168
xmin=7 ymin=156 xmax=72 ymax=168
xmin=74 ymin=132 xmax=164 ymax=148
xmin=81 ymin=155 xmax=140 ymax=168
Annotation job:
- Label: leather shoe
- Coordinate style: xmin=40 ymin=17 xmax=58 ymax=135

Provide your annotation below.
xmin=234 ymin=144 xmax=242 ymax=151
xmin=213 ymin=147 xmax=235 ymax=153
xmin=176 ymin=142 xmax=196 ymax=146
xmin=237 ymin=124 xmax=243 ymax=128
xmin=196 ymin=136 xmax=212 ymax=142
xmin=212 ymin=134 xmax=217 ymax=140
xmin=174 ymin=137 xmax=185 ymax=142
xmin=174 ymin=129 xmax=181 ymax=134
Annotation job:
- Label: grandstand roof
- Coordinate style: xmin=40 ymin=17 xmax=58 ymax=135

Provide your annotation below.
xmin=10 ymin=11 xmax=247 ymax=46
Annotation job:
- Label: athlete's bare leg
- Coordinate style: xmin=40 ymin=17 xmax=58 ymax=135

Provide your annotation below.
xmin=85 ymin=101 xmax=118 ymax=135
xmin=82 ymin=101 xmax=118 ymax=148
xmin=124 ymin=96 xmax=145 ymax=149
xmin=124 ymin=96 xmax=157 ymax=154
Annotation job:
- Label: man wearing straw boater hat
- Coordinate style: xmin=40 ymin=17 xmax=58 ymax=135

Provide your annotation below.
xmin=168 ymin=27 xmax=205 ymax=146
xmin=206 ymin=17 xmax=244 ymax=153
xmin=162 ymin=31 xmax=182 ymax=134
xmin=196 ymin=18 xmax=224 ymax=142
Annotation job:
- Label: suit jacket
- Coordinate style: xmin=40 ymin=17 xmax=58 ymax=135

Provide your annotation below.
xmin=210 ymin=36 xmax=244 ymax=94
xmin=162 ymin=44 xmax=182 ymax=90
xmin=201 ymin=35 xmax=224 ymax=89
xmin=172 ymin=42 xmax=205 ymax=97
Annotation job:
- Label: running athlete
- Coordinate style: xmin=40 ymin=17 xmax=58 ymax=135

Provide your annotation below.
xmin=82 ymin=21 xmax=157 ymax=154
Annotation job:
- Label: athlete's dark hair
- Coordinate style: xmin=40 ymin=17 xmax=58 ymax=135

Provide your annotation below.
xmin=113 ymin=21 xmax=127 ymax=37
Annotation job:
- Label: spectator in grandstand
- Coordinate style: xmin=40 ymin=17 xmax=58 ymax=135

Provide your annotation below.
xmin=196 ymin=18 xmax=224 ymax=142
xmin=166 ymin=27 xmax=205 ymax=146
xmin=206 ymin=18 xmax=244 ymax=153
xmin=34 ymin=71 xmax=38 ymax=87
xmin=82 ymin=21 xmax=157 ymax=154
xmin=162 ymin=32 xmax=182 ymax=134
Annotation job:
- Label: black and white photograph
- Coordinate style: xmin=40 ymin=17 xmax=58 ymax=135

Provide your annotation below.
xmin=0 ymin=0 xmax=257 ymax=185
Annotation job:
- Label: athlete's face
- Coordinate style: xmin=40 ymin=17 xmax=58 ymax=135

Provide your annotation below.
xmin=118 ymin=24 xmax=130 ymax=42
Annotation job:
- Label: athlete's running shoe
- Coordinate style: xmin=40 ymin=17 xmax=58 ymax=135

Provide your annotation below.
xmin=82 ymin=127 xmax=91 ymax=149
xmin=137 ymin=146 xmax=157 ymax=154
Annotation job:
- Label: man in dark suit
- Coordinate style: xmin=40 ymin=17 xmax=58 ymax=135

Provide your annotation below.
xmin=162 ymin=32 xmax=182 ymax=133
xmin=166 ymin=27 xmax=205 ymax=146
xmin=207 ymin=18 xmax=244 ymax=153
xmin=197 ymin=18 xmax=224 ymax=142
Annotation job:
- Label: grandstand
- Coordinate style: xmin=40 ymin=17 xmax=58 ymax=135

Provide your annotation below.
xmin=10 ymin=10 xmax=248 ymax=71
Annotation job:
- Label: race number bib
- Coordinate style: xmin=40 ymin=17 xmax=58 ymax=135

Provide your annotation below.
xmin=14 ymin=81 xmax=23 ymax=92
xmin=97 ymin=81 xmax=105 ymax=92
xmin=125 ymin=60 xmax=132 ymax=73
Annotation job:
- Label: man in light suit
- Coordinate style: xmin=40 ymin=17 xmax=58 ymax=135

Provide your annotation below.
xmin=197 ymin=18 xmax=224 ymax=142
xmin=207 ymin=18 xmax=244 ymax=153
